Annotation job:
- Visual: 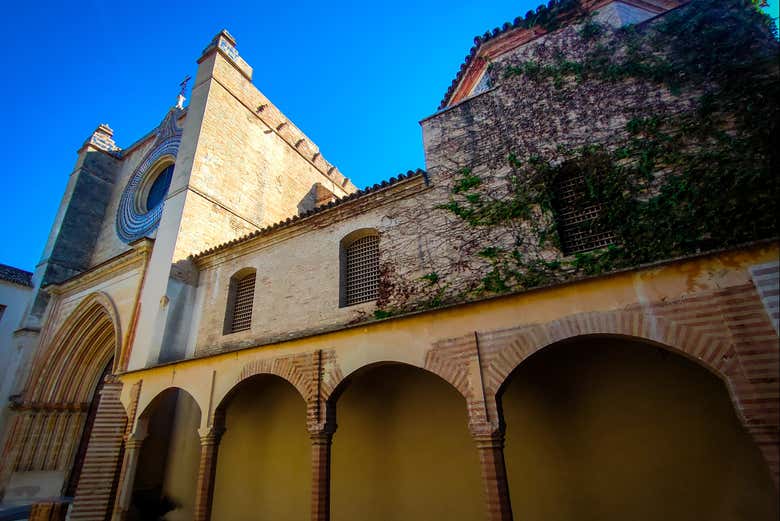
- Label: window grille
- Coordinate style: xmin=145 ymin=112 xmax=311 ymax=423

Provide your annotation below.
xmin=230 ymin=273 xmax=256 ymax=332
xmin=345 ymin=235 xmax=379 ymax=306
xmin=553 ymin=167 xmax=615 ymax=255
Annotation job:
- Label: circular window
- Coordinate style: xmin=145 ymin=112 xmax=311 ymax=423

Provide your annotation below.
xmin=145 ymin=164 xmax=174 ymax=211
xmin=116 ymin=109 xmax=182 ymax=244
xmin=116 ymin=151 xmax=179 ymax=243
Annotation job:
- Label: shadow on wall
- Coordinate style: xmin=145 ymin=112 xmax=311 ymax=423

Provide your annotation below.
xmin=499 ymin=336 xmax=779 ymax=521
xmin=297 ymin=182 xmax=337 ymax=216
xmin=130 ymin=388 xmax=201 ymax=521
xmin=331 ymin=363 xmax=484 ymax=521
xmin=211 ymin=374 xmax=310 ymax=520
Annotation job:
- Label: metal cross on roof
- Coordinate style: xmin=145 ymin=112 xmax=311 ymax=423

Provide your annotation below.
xmin=176 ymin=75 xmax=191 ymax=110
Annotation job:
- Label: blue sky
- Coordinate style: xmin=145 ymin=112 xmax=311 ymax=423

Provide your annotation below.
xmin=0 ymin=1 xmax=777 ymax=272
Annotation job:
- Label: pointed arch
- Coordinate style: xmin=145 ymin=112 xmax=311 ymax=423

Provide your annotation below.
xmin=27 ymin=292 xmax=122 ymax=406
xmin=0 ymin=292 xmax=125 ymax=506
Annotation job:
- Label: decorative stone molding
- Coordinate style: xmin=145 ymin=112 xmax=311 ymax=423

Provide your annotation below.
xmin=80 ymin=123 xmax=121 ymax=156
xmin=115 ymin=110 xmax=182 ymax=243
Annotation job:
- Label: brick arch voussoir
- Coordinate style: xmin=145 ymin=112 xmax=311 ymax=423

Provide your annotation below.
xmin=218 ymin=354 xmax=315 ymax=416
xmin=423 ymin=344 xmax=473 ymax=402
xmin=323 ymin=354 xmax=471 ymax=406
xmin=488 ymin=310 xmax=741 ymax=412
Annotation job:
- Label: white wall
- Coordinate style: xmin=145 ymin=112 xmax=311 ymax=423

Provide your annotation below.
xmin=0 ymin=280 xmax=33 ymax=445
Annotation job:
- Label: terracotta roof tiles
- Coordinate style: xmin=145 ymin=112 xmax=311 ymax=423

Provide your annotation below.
xmin=0 ymin=264 xmax=33 ymax=287
xmin=191 ymin=169 xmax=427 ymax=260
xmin=439 ymin=0 xmax=588 ymax=109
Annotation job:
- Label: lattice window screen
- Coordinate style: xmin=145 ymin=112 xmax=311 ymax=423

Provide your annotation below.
xmin=553 ymin=168 xmax=615 ymax=255
xmin=345 ymin=235 xmax=379 ymax=306
xmin=230 ymin=273 xmax=256 ymax=332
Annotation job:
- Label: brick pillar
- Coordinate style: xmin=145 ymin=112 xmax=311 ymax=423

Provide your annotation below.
xmin=70 ymin=380 xmax=127 ymax=521
xmin=473 ymin=428 xmax=513 ymax=521
xmin=309 ymin=426 xmax=335 ymax=521
xmin=110 ymin=428 xmax=146 ymax=521
xmin=193 ymin=426 xmax=224 ymax=521
xmin=28 ymin=502 xmax=68 ymax=521
xmin=746 ymin=424 xmax=779 ymax=487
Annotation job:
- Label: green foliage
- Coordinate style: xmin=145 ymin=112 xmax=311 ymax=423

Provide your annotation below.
xmin=521 ymin=0 xmax=585 ymax=33
xmin=436 ymin=0 xmax=778 ymax=297
xmin=373 ymin=309 xmax=395 ymax=320
xmin=579 ymin=17 xmax=604 ymax=40
xmin=451 ymin=168 xmax=482 ymax=193
xmin=420 ymin=272 xmax=440 ymax=284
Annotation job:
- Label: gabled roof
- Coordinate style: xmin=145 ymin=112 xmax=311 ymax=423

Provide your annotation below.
xmin=439 ymin=0 xmax=683 ymax=109
xmin=191 ymin=169 xmax=427 ymax=260
xmin=0 ymin=264 xmax=33 ymax=288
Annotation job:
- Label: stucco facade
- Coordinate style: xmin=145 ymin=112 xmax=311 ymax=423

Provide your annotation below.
xmin=0 ymin=268 xmax=33 ymax=461
xmin=0 ymin=1 xmax=777 ymax=520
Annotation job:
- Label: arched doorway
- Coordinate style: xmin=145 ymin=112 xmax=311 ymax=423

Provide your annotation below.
xmin=0 ymin=294 xmax=125 ymax=520
xmin=499 ymin=336 xmax=778 ymax=521
xmin=211 ymin=374 xmax=310 ymax=520
xmin=130 ymin=388 xmax=201 ymax=521
xmin=330 ymin=363 xmax=483 ymax=520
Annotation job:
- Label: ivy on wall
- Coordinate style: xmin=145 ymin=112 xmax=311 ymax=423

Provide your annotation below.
xmin=376 ymin=0 xmax=778 ymax=316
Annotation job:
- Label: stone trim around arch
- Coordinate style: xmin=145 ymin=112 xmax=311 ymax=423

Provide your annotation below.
xmin=27 ymin=292 xmax=122 ymax=405
xmin=0 ymin=292 xmax=124 ymax=506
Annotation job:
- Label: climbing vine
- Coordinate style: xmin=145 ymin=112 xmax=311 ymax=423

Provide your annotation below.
xmin=376 ymin=0 xmax=778 ymax=315
xmin=441 ymin=0 xmax=779 ymax=296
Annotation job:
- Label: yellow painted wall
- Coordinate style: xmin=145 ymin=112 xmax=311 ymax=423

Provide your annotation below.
xmin=331 ymin=364 xmax=484 ymax=521
xmin=163 ymin=393 xmax=201 ymax=521
xmin=211 ymin=375 xmax=310 ymax=520
xmin=130 ymin=389 xmax=200 ymax=521
xmin=501 ymin=337 xmax=779 ymax=521
xmin=133 ymin=391 xmax=176 ymax=495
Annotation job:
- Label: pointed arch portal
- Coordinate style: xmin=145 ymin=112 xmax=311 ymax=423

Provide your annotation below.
xmin=0 ymin=293 xmax=127 ymax=521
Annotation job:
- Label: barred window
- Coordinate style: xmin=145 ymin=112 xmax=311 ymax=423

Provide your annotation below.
xmin=552 ymin=164 xmax=615 ymax=255
xmin=225 ymin=270 xmax=256 ymax=334
xmin=342 ymin=231 xmax=379 ymax=306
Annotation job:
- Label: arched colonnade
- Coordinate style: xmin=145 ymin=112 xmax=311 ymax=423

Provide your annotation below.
xmin=112 ymin=309 xmax=779 ymax=521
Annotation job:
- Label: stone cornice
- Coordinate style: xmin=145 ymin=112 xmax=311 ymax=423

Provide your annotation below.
xmin=45 ymin=239 xmax=154 ymax=297
xmin=120 ymin=238 xmax=778 ymax=377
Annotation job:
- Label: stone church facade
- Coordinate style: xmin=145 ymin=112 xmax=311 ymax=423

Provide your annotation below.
xmin=0 ymin=1 xmax=777 ymax=520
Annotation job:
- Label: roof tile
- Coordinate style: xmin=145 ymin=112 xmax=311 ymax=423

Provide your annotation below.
xmin=190 ymin=169 xmax=427 ymax=260
xmin=0 ymin=264 xmax=33 ymax=287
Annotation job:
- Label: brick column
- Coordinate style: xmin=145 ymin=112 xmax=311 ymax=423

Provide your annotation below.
xmin=473 ymin=428 xmax=513 ymax=521
xmin=70 ymin=380 xmax=127 ymax=521
xmin=28 ymin=502 xmax=68 ymax=521
xmin=110 ymin=429 xmax=146 ymax=521
xmin=309 ymin=426 xmax=335 ymax=521
xmin=193 ymin=426 xmax=224 ymax=521
xmin=746 ymin=424 xmax=779 ymax=487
